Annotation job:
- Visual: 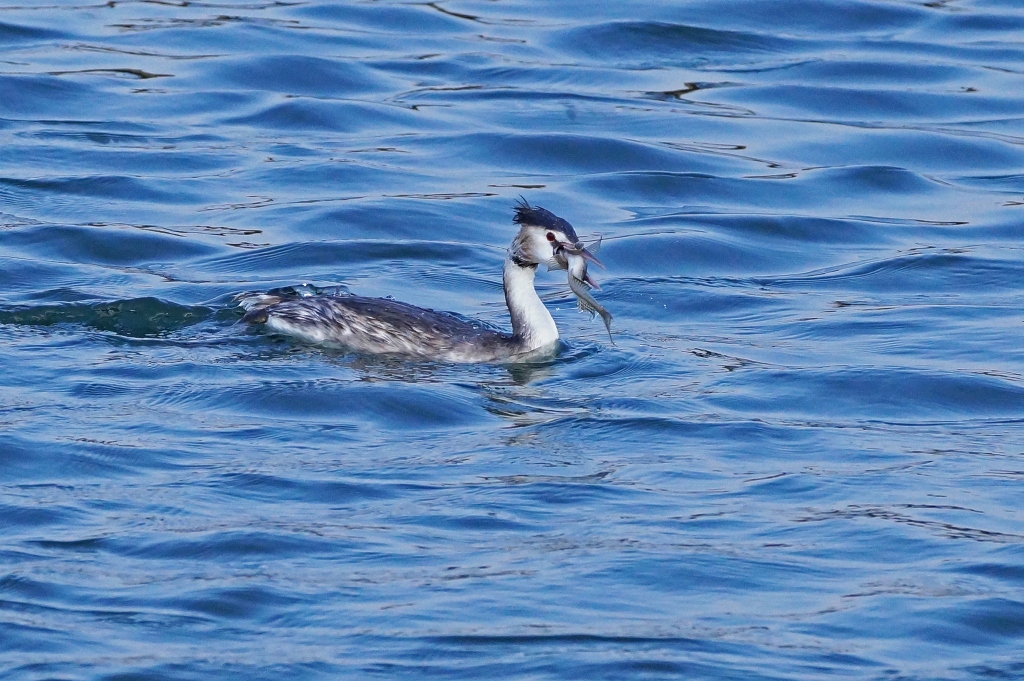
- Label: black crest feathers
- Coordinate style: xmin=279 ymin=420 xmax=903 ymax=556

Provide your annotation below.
xmin=513 ymin=198 xmax=580 ymax=244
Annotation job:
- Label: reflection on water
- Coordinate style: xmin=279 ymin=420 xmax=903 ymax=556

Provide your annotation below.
xmin=3 ymin=0 xmax=1024 ymax=679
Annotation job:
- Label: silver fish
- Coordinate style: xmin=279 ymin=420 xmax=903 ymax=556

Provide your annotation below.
xmin=564 ymin=244 xmax=614 ymax=344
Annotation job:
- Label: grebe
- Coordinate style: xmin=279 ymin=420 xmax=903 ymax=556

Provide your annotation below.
xmin=239 ymin=200 xmax=611 ymax=362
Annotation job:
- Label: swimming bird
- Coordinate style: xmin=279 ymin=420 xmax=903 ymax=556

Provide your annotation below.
xmin=238 ymin=200 xmax=611 ymax=362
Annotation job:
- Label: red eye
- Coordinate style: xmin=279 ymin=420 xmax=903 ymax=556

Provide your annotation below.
xmin=546 ymin=232 xmax=556 ymax=241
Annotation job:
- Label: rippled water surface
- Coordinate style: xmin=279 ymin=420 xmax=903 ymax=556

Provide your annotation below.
xmin=3 ymin=0 xmax=1024 ymax=678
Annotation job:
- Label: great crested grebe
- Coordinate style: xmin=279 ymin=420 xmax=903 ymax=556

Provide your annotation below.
xmin=238 ymin=201 xmax=612 ymax=363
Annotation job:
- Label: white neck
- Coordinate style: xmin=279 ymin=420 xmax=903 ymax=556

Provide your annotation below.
xmin=504 ymin=257 xmax=559 ymax=352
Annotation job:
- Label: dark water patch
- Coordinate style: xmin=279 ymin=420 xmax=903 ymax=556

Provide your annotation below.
xmin=63 ymin=41 xmax=227 ymax=62
xmin=69 ymin=380 xmax=147 ymax=401
xmin=583 ymin=164 xmax=954 ymax=219
xmin=593 ymin=162 xmax=950 ymax=213
xmin=109 ymin=530 xmax=342 ymax=561
xmin=768 ymin=58 xmax=979 ymax=88
xmin=222 ymin=98 xmax=420 ymax=132
xmin=210 ymin=55 xmax=389 ymax=97
xmin=544 ymin=349 xmax=658 ymax=384
xmin=178 ymin=586 xmax=302 ymax=621
xmin=921 ymin=598 xmax=1024 ymax=645
xmin=4 ymin=223 xmax=223 ymax=266
xmin=0 ymin=298 xmax=214 ymax=337
xmin=196 ymin=239 xmax=479 ymax=276
xmin=958 ymin=562 xmax=1024 ymax=586
xmin=393 ymin=83 xmax=641 ymax=108
xmin=661 ymin=0 xmax=926 ymax=36
xmin=0 ymin=148 xmax=236 ymax=179
xmin=532 ymin=415 xmax=816 ymax=456
xmin=962 ymin=660 xmax=1024 ymax=680
xmin=4 ymin=432 xmax=183 ymax=481
xmin=24 ymin=129 xmax=226 ymax=147
xmin=697 ymin=214 xmax=884 ymax=246
xmin=404 ymin=512 xmax=535 ymax=533
xmin=424 ymin=132 xmax=703 ymax=175
xmin=743 ymin=470 xmax=829 ymax=501
xmin=597 ymin=551 xmax=823 ymax=596
xmin=0 ymin=503 xmax=79 ymax=531
xmin=106 ymin=12 xmax=304 ymax=35
xmin=159 ymin=379 xmax=494 ymax=431
xmin=294 ymin=2 xmax=467 ymax=33
xmin=641 ymin=80 xmax=742 ymax=104
xmin=214 ymin=472 xmax=396 ymax=504
xmin=583 ymin=172 xmax=753 ymax=209
xmin=0 ymin=621 xmax=77 ymax=657
xmin=0 ymin=175 xmax=200 ymax=204
xmin=601 ymin=232 xmax=806 ymax=278
xmin=760 ymin=250 xmax=1024 ymax=294
xmin=929 ymin=10 xmax=1024 ymax=36
xmin=430 ymin=632 xmax=710 ymax=646
xmin=810 ymin=165 xmax=942 ymax=194
xmin=0 ymin=435 xmax=141 ymax=483
xmin=31 ymin=537 xmax=110 ymax=555
xmin=398 ymin=635 xmax=814 ymax=681
xmin=47 ymin=67 xmax=173 ymax=81
xmin=759 ymin=125 xmax=1024 ymax=175
xmin=0 ymin=20 xmax=69 ymax=43
xmin=557 ymin=21 xmax=807 ymax=68
xmin=0 ymin=259 xmax=98 ymax=301
xmin=710 ymin=367 xmax=1024 ymax=421
xmin=220 ymin=160 xmax=431 ymax=206
xmin=524 ymin=478 xmax=641 ymax=513
xmin=953 ymin=172 xmax=1024 ymax=193
xmin=0 ymin=75 xmax=100 ymax=116
xmin=287 ymin=199 xmax=511 ymax=243
xmin=719 ymin=82 xmax=1024 ymax=122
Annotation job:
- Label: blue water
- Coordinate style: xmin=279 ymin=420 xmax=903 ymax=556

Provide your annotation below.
xmin=2 ymin=0 xmax=1024 ymax=678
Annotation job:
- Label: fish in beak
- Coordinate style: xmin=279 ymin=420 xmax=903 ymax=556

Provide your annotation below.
xmin=551 ymin=237 xmax=603 ymax=275
xmin=558 ymin=238 xmax=613 ymax=344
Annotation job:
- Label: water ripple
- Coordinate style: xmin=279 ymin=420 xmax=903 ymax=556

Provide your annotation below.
xmin=2 ymin=0 xmax=1024 ymax=679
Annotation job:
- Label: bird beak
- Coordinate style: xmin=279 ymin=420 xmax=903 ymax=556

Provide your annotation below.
xmin=562 ymin=242 xmax=604 ymax=269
